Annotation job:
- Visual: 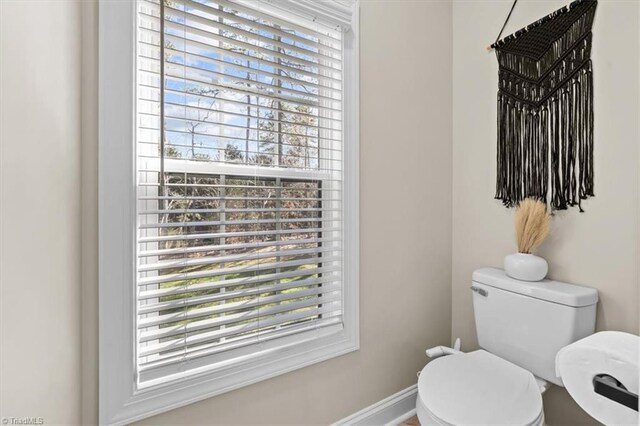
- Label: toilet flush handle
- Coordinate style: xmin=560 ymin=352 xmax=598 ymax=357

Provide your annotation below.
xmin=471 ymin=285 xmax=489 ymax=297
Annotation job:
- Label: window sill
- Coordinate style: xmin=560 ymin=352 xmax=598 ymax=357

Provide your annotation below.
xmin=105 ymin=330 xmax=358 ymax=425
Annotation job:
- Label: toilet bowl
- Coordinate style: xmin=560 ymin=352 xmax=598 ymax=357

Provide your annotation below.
xmin=416 ymin=350 xmax=544 ymax=426
xmin=415 ymin=268 xmax=599 ymax=426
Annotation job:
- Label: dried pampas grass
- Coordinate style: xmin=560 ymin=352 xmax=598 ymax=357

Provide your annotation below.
xmin=515 ymin=198 xmax=550 ymax=254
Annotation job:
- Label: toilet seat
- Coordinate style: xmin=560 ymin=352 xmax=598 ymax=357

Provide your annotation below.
xmin=417 ymin=350 xmax=544 ymax=426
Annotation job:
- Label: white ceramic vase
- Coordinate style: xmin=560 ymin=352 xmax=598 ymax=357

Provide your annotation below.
xmin=504 ymin=253 xmax=548 ymax=282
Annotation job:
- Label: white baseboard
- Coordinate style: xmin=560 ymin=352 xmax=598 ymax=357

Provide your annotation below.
xmin=332 ymin=384 xmax=418 ymax=426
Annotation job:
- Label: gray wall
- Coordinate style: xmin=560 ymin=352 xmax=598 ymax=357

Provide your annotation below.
xmin=452 ymin=1 xmax=640 ymax=424
xmin=0 ymin=1 xmax=82 ymax=424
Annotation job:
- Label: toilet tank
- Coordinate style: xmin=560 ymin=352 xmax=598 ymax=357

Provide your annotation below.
xmin=471 ymin=268 xmax=598 ymax=386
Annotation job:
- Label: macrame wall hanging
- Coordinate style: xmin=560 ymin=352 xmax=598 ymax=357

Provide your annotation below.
xmin=490 ymin=0 xmax=598 ymax=212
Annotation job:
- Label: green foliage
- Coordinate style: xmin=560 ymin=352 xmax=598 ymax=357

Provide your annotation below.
xmin=225 ymin=144 xmax=244 ymax=162
xmin=252 ymin=154 xmax=274 ymax=165
xmin=191 ymin=152 xmax=211 ymax=161
xmin=163 ymin=144 xmax=181 ymax=159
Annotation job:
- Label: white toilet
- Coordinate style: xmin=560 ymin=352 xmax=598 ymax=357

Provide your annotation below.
xmin=416 ymin=267 xmax=599 ymax=426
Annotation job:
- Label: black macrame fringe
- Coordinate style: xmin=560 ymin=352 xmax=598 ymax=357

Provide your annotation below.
xmin=494 ymin=0 xmax=596 ymax=211
xmin=496 ymin=62 xmax=594 ymax=211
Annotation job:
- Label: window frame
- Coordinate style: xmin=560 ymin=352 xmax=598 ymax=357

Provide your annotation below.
xmin=98 ymin=0 xmax=359 ymax=424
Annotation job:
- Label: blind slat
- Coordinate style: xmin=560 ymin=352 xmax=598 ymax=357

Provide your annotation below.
xmin=138 ymin=226 xmax=341 ymax=244
xmin=144 ymin=129 xmax=341 ymax=157
xmin=161 ymin=115 xmax=339 ymax=144
xmin=159 ymin=77 xmax=343 ymax=114
xmin=164 ymin=32 xmax=342 ymax=84
xmin=138 ymin=235 xmax=338 ymax=257
xmin=138 ymin=302 xmax=342 ymax=357
xmin=138 ymin=255 xmax=342 ymax=286
xmin=138 ymin=195 xmax=330 ymax=202
xmin=139 ymin=206 xmax=338 ymax=215
xmin=138 ymin=308 xmax=342 ymax=362
xmin=174 ymin=0 xmax=342 ymax=55
xmin=138 ymin=317 xmax=343 ymax=377
xmin=138 ymin=265 xmax=340 ymax=300
xmin=139 ymin=45 xmax=344 ymax=96
xmin=138 ymin=276 xmax=339 ymax=314
xmin=137 ymin=144 xmax=342 ymax=168
xmin=138 ymin=218 xmax=335 ymax=232
xmin=207 ymin=0 xmax=343 ymax=44
xmin=162 ymin=64 xmax=342 ymax=110
xmin=139 ymin=293 xmax=342 ymax=343
xmin=157 ymin=95 xmax=342 ymax=131
xmin=161 ymin=77 xmax=342 ymax=111
xmin=138 ymin=25 xmax=342 ymax=85
xmin=139 ymin=284 xmax=341 ymax=331
xmin=164 ymin=7 xmax=343 ymax=68
xmin=139 ymin=245 xmax=339 ymax=272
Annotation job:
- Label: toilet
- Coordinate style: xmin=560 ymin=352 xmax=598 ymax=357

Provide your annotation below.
xmin=417 ymin=267 xmax=599 ymax=426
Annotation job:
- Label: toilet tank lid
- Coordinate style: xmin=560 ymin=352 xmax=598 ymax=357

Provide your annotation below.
xmin=472 ymin=268 xmax=599 ymax=307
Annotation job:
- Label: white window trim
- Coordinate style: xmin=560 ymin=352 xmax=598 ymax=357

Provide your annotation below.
xmin=98 ymin=0 xmax=360 ymax=424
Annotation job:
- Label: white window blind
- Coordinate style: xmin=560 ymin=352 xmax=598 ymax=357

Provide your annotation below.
xmin=136 ymin=0 xmax=346 ymax=385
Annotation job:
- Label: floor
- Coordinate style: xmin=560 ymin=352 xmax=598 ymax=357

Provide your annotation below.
xmin=398 ymin=415 xmax=420 ymax=426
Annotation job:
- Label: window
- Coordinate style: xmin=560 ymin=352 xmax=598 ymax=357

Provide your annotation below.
xmin=99 ymin=0 xmax=358 ymax=424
